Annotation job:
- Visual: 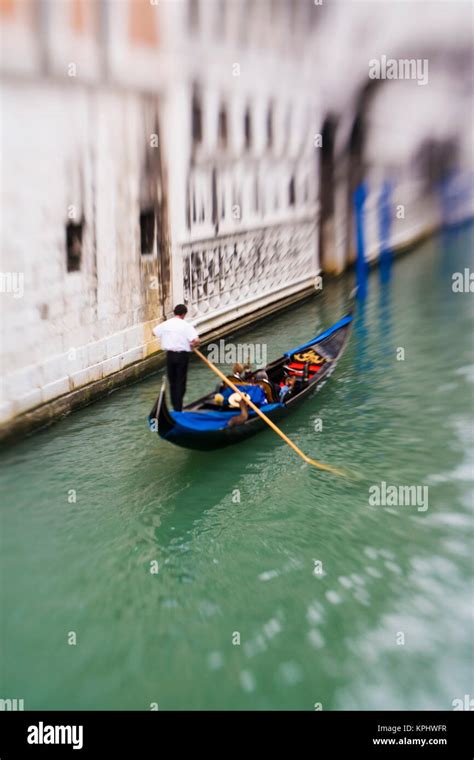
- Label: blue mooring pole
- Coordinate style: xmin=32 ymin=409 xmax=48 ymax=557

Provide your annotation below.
xmin=379 ymin=180 xmax=392 ymax=283
xmin=354 ymin=181 xmax=368 ymax=300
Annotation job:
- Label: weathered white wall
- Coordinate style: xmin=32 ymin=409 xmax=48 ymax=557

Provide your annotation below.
xmin=0 ymin=82 xmax=164 ymax=423
xmin=1 ymin=0 xmax=473 ymax=430
xmin=0 ymin=1 xmax=324 ymax=427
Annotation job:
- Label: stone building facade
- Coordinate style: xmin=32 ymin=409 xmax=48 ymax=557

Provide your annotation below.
xmin=1 ymin=0 xmax=472 ymax=434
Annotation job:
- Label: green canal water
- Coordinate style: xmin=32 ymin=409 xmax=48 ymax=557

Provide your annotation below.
xmin=1 ymin=225 xmax=473 ymax=710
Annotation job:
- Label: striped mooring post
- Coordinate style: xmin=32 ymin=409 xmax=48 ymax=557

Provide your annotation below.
xmin=379 ymin=180 xmax=393 ymax=283
xmin=354 ymin=181 xmax=368 ymax=300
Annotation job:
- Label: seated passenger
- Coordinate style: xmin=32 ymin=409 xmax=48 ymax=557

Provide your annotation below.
xmin=217 ymin=363 xmax=253 ymax=394
xmin=253 ymin=369 xmax=276 ymax=403
xmin=242 ymin=362 xmax=253 ymax=381
xmin=229 ymin=362 xmax=245 ymax=381
xmin=279 ymin=375 xmax=297 ymax=402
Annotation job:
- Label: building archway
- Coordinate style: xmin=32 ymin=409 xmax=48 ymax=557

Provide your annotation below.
xmin=318 ymin=116 xmax=337 ymax=272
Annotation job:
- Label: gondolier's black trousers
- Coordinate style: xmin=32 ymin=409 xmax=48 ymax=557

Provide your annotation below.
xmin=166 ymin=351 xmax=189 ymax=411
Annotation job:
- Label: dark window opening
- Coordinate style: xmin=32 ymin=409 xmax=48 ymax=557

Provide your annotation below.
xmin=192 ymin=88 xmax=202 ymax=145
xmin=244 ymin=108 xmax=252 ymax=150
xmin=218 ymin=106 xmax=228 ymax=148
xmin=266 ymin=105 xmax=273 ymax=149
xmin=66 ymin=220 xmax=83 ymax=272
xmin=186 ymin=191 xmax=191 ymax=229
xmin=140 ymin=209 xmax=155 ymax=255
xmin=288 ymin=177 xmax=296 ymax=206
xmin=415 ymin=137 xmax=458 ymax=190
xmin=348 ymin=114 xmax=362 ymax=159
xmin=320 ymin=115 xmax=338 ymax=269
xmin=211 ymin=168 xmax=218 ymax=229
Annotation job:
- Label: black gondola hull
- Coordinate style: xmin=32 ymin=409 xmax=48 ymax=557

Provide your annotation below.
xmin=148 ymin=313 xmax=352 ymax=452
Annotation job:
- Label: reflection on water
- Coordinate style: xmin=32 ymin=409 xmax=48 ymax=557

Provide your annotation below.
xmin=0 ymin=225 xmax=473 ymax=709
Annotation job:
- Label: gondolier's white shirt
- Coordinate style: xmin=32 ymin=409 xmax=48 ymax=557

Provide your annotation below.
xmin=153 ymin=317 xmax=199 ymax=352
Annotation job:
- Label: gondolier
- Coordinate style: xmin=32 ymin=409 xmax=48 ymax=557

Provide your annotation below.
xmin=148 ymin=311 xmax=353 ymax=456
xmin=153 ymin=304 xmax=200 ymax=411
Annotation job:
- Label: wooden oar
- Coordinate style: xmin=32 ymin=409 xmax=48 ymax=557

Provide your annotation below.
xmin=193 ymin=348 xmax=346 ymax=477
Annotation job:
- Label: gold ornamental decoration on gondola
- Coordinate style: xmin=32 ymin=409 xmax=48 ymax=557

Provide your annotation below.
xmin=293 ymin=349 xmax=325 ymax=365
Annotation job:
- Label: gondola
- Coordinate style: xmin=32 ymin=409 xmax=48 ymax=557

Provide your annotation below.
xmin=148 ymin=311 xmax=353 ymax=451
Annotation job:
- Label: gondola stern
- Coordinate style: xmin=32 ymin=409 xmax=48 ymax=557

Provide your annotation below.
xmin=148 ymin=378 xmax=176 ymax=439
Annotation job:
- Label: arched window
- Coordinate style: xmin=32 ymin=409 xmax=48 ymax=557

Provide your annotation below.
xmin=139 ymin=209 xmax=155 ymax=254
xmin=266 ymin=104 xmax=273 ymax=149
xmin=221 ymin=188 xmax=226 ymax=219
xmin=288 ymin=176 xmax=296 ymax=206
xmin=192 ymin=87 xmax=202 ymax=145
xmin=66 ymin=219 xmax=84 ymax=271
xmin=211 ymin=168 xmax=218 ymax=228
xmin=244 ymin=108 xmax=252 ymax=150
xmin=218 ymin=106 xmax=228 ymax=149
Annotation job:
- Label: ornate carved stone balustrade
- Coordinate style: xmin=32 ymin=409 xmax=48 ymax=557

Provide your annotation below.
xmin=182 ymin=219 xmax=318 ymax=321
